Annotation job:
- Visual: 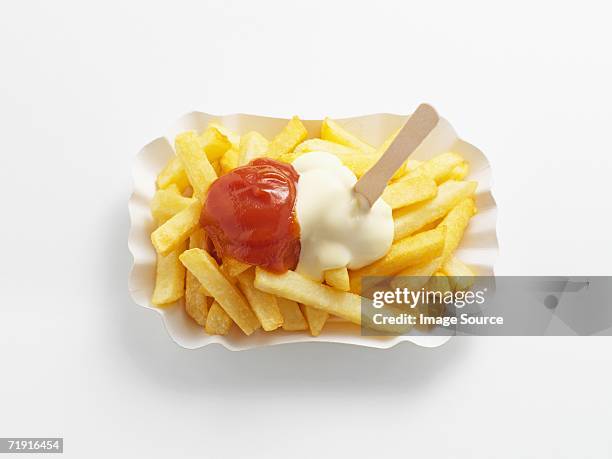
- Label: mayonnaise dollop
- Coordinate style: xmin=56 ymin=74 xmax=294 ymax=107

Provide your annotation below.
xmin=292 ymin=152 xmax=394 ymax=281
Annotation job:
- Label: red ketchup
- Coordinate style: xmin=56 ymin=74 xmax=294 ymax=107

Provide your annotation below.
xmin=200 ymin=158 xmax=301 ymax=273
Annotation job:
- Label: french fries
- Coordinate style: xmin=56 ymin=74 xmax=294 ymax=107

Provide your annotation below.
xmin=293 ymin=138 xmax=359 ymax=156
xmin=415 ymin=218 xmax=443 ymax=233
xmin=188 ymin=227 xmax=207 ymax=252
xmin=349 ymin=227 xmax=446 ymax=293
xmin=390 ymin=257 xmax=443 ymax=291
xmin=282 ymin=149 xmax=388 ymax=179
xmin=283 ymin=138 xmax=373 ymax=176
xmin=220 ymin=148 xmax=239 ymax=174
xmin=175 ymin=131 xmax=218 ymax=200
xmin=393 ymin=180 xmax=477 ymax=241
xmin=254 ymin=268 xmax=362 ymax=325
xmin=207 ymin=122 xmax=241 ymax=150
xmin=287 ymin=139 xmax=362 ymax=157
xmin=401 ymin=152 xmax=465 ymax=183
xmin=199 ymin=126 xmax=232 ymax=162
xmin=148 ymin=117 xmax=481 ymax=340
xmin=157 ymin=156 xmax=190 ymax=191
xmin=277 ymin=298 xmax=308 ymax=331
xmin=439 ymin=198 xmax=476 ymax=260
xmin=211 ymin=160 xmax=222 ymax=177
xmin=324 ymin=267 xmax=350 ymax=291
xmin=415 ymin=273 xmax=451 ymax=329
xmin=151 ymin=200 xmax=202 ymax=256
xmin=151 ymin=241 xmax=187 ymax=305
xmin=302 ymin=305 xmax=329 ymax=336
xmin=442 ymin=256 xmax=475 ymax=291
xmin=321 ymin=118 xmax=376 ymax=154
xmin=284 ymin=135 xmax=406 ymax=180
xmin=185 ymin=229 xmax=210 ymax=325
xmin=151 ymin=187 xmax=195 ymax=223
xmin=237 ymin=269 xmax=283 ymax=331
xmin=266 ymin=116 xmax=308 ymax=159
xmin=239 ymin=131 xmax=269 ymax=165
xmin=205 ymin=301 xmax=233 ymax=335
xmin=255 ymin=268 xmax=412 ymax=334
xmin=390 ymin=196 xmax=476 ymax=292
xmin=449 ymin=162 xmax=469 ymax=181
xmin=222 ymin=257 xmax=251 ymax=278
xmin=382 ymin=175 xmax=437 ymax=210
xmin=179 ymin=248 xmax=260 ymax=335
xmin=185 ymin=277 xmax=209 ymax=326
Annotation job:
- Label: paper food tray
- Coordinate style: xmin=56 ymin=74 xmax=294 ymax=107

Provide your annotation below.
xmin=128 ymin=112 xmax=497 ymax=350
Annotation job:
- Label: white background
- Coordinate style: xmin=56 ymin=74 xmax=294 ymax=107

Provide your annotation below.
xmin=1 ymin=0 xmax=611 ymax=457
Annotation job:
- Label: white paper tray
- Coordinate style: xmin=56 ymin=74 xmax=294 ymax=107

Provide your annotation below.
xmin=128 ymin=112 xmax=497 ymax=350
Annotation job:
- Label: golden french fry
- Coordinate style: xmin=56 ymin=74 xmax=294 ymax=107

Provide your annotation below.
xmin=151 ymin=187 xmax=195 ymax=223
xmin=222 ymin=257 xmax=251 ymax=278
xmin=151 ymin=200 xmax=202 ymax=256
xmin=339 ymin=155 xmax=380 ymax=177
xmin=266 ymin=116 xmax=308 ymax=159
xmin=277 ymin=297 xmax=308 ymax=331
xmin=220 ymin=148 xmax=239 ymax=174
xmin=392 ymin=159 xmax=424 ymax=181
xmin=382 ymin=176 xmax=437 ymax=210
xmin=301 ymin=305 xmax=328 ymax=336
xmin=283 ymin=138 xmax=371 ymax=176
xmin=185 ymin=274 xmax=209 ymax=326
xmin=439 ymin=198 xmax=476 ymax=261
xmin=180 ymin=248 xmax=260 ymax=335
xmin=414 ymin=272 xmax=451 ymax=330
xmin=207 ymin=122 xmax=240 ymax=150
xmin=281 ymin=149 xmax=380 ymax=178
xmin=211 ymin=160 xmax=222 ymax=177
xmin=205 ymin=301 xmax=233 ymax=335
xmin=283 ymin=136 xmax=406 ymax=180
xmin=151 ymin=241 xmax=187 ymax=306
xmin=349 ymin=227 xmax=446 ymax=293
xmin=401 ymin=152 xmax=464 ymax=184
xmin=237 ymin=269 xmax=283 ymax=331
xmin=238 ymin=131 xmax=269 ymax=165
xmin=333 ymin=154 xmax=381 ymax=177
xmin=254 ymin=269 xmax=410 ymax=334
xmin=390 ymin=257 xmax=443 ymax=291
xmin=293 ymin=138 xmax=360 ymax=156
xmin=156 ymin=156 xmax=190 ymax=191
xmin=189 ymin=227 xmax=207 ymax=250
xmin=185 ymin=229 xmax=210 ymax=325
xmin=393 ymin=180 xmax=477 ymax=241
xmin=442 ymin=256 xmax=475 ymax=291
xmin=415 ymin=218 xmax=442 ymax=233
xmin=320 ymin=118 xmax=376 ymax=154
xmin=175 ymin=131 xmax=218 ymax=200
xmin=324 ymin=267 xmax=350 ymax=291
xmin=254 ymin=267 xmax=362 ymax=325
xmin=199 ymin=126 xmax=232 ymax=161
xmin=429 ymin=271 xmax=452 ymax=291
xmin=448 ymin=162 xmax=469 ymax=181
xmin=165 ymin=183 xmax=180 ymax=193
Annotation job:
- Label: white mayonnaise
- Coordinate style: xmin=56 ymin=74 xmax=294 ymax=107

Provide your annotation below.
xmin=292 ymin=152 xmax=394 ymax=281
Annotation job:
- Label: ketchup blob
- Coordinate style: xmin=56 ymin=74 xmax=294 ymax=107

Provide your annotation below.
xmin=200 ymin=158 xmax=301 ymax=272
